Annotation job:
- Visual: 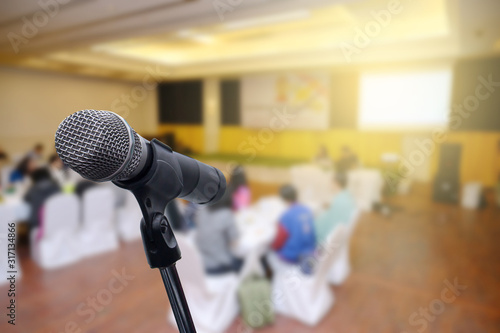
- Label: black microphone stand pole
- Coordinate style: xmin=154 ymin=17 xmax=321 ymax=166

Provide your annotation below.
xmin=160 ymin=265 xmax=194 ymax=332
xmin=140 ymin=212 xmax=196 ymax=333
xmin=114 ymin=140 xmax=198 ymax=333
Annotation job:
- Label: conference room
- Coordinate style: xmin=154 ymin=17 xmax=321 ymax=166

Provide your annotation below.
xmin=0 ymin=0 xmax=499 ymax=332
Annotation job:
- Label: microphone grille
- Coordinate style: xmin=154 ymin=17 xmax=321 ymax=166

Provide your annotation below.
xmin=55 ymin=110 xmax=142 ymax=181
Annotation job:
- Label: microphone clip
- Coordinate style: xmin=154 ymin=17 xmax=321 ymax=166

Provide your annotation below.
xmin=114 ymin=139 xmax=184 ymax=268
xmin=115 ymin=139 xmax=198 ymax=332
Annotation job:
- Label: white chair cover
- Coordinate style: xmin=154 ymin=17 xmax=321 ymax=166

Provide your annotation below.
xmin=168 ymin=234 xmax=240 ymax=333
xmin=272 ymin=225 xmax=347 ymax=326
xmin=347 ymin=169 xmax=383 ymax=212
xmin=80 ymin=186 xmax=118 ymax=257
xmin=328 ymin=210 xmax=360 ymax=285
xmin=30 ymin=193 xmax=81 ymax=269
xmin=461 ymin=182 xmax=482 ymax=209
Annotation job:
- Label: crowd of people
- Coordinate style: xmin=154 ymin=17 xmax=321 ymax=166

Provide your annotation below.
xmin=1 ymin=142 xmax=358 ymax=277
xmin=191 ymin=160 xmax=357 ymax=277
xmin=0 ymin=143 xmax=88 ymax=231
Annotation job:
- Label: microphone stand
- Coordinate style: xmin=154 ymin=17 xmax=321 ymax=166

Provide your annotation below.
xmin=114 ymin=140 xmax=197 ymax=333
xmin=137 ymin=211 xmax=196 ymax=333
xmin=160 ymin=265 xmax=195 ymax=332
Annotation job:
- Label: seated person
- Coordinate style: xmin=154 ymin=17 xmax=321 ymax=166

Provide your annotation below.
xmin=269 ymin=185 xmax=316 ymax=272
xmin=165 ymin=200 xmax=191 ymax=232
xmin=229 ymin=165 xmax=251 ymax=211
xmin=314 ymin=172 xmax=356 ymax=245
xmin=10 ymin=155 xmax=37 ymax=183
xmin=313 ymin=145 xmax=333 ymax=170
xmin=336 ymin=145 xmax=359 ymax=173
xmin=0 ymin=150 xmax=8 ymax=189
xmin=194 ymin=192 xmax=242 ymax=275
xmin=75 ymin=179 xmax=98 ymax=197
xmin=48 ymin=153 xmax=66 ymax=186
xmin=28 ymin=143 xmax=44 ymax=163
xmin=10 ymin=144 xmax=45 ymax=184
xmin=0 ymin=147 xmax=7 ymax=164
xmin=182 ymin=201 xmax=199 ymax=230
xmin=23 ymin=168 xmax=61 ymax=230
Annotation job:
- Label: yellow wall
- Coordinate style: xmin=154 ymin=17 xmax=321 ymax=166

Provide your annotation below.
xmin=217 ymin=127 xmax=405 ymax=165
xmin=158 ymin=124 xmax=205 ymax=153
xmin=0 ymin=67 xmax=157 ymax=158
xmin=160 ymin=125 xmax=500 ymax=187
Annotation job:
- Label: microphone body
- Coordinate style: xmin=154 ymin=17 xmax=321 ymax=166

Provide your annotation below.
xmin=55 ymin=110 xmax=212 ymax=332
xmin=55 ymin=110 xmax=226 ymax=205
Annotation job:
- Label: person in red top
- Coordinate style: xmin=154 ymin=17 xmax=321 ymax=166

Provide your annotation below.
xmin=268 ymin=185 xmax=316 ymax=274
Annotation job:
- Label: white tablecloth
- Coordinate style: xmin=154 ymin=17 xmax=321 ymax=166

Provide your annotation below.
xmin=234 ymin=196 xmax=286 ymax=257
xmin=347 ymin=168 xmax=384 ymax=212
xmin=1 ymin=194 xmax=30 ymax=223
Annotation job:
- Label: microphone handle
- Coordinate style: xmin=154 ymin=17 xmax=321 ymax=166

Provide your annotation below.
xmin=174 ymin=151 xmax=226 ymax=205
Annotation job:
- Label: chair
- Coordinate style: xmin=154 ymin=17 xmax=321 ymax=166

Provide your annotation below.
xmin=347 ymin=169 xmax=383 ymax=212
xmin=116 ymin=190 xmax=142 ymax=242
xmin=461 ymin=182 xmax=482 ymax=209
xmin=79 ymin=186 xmax=118 ymax=257
xmin=168 ymin=234 xmax=240 ymax=333
xmin=272 ymin=225 xmax=347 ymax=326
xmin=290 ymin=164 xmax=333 ymax=213
xmin=328 ymin=210 xmax=360 ymax=285
xmin=30 ymin=193 xmax=81 ymax=269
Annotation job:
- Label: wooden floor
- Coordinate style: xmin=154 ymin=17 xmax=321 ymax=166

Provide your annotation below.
xmin=1 ymin=184 xmax=500 ymax=333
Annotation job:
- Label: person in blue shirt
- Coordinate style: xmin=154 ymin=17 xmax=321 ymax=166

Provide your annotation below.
xmin=9 ymin=155 xmax=36 ymax=183
xmin=270 ymin=185 xmax=316 ymax=272
xmin=314 ymin=172 xmax=356 ymax=245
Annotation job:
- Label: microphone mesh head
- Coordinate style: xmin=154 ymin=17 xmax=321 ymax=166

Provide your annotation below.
xmin=55 ymin=110 xmax=142 ymax=181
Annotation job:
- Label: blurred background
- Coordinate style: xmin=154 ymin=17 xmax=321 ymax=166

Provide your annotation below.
xmin=0 ymin=0 xmax=500 ymax=332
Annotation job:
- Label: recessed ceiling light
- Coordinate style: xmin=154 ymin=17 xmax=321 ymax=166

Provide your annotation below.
xmin=224 ymin=10 xmax=310 ymax=30
xmin=176 ymin=29 xmax=214 ymax=44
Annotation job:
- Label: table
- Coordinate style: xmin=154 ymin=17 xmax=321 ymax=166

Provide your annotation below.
xmin=0 ymin=194 xmax=30 ymax=223
xmin=234 ymin=196 xmax=286 ymax=257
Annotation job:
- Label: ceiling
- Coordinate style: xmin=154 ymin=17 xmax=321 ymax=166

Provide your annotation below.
xmin=0 ymin=0 xmax=499 ymax=81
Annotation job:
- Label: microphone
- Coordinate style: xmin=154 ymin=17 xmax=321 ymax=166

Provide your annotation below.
xmin=55 ymin=109 xmax=226 ymax=205
xmin=55 ymin=109 xmax=219 ymax=332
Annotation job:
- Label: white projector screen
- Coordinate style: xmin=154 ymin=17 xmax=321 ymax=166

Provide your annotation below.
xmin=241 ymin=73 xmax=330 ymax=129
xmin=359 ymin=70 xmax=452 ymax=130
